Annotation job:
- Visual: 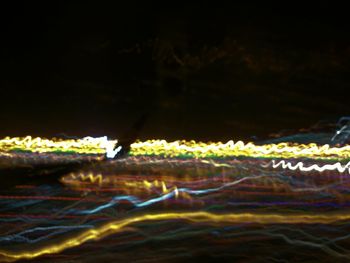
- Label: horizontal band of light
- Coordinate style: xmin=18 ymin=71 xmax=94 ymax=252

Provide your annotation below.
xmin=130 ymin=140 xmax=350 ymax=159
xmin=2 ymin=137 xmax=350 ymax=159
xmin=0 ymin=136 xmax=118 ymax=155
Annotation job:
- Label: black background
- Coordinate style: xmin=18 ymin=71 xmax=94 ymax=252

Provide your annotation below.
xmin=1 ymin=1 xmax=349 ymax=142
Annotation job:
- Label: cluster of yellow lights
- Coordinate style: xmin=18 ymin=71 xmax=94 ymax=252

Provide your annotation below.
xmin=130 ymin=140 xmax=350 ymax=159
xmin=0 ymin=136 xmax=117 ymax=154
xmin=1 ymin=211 xmax=350 ymax=261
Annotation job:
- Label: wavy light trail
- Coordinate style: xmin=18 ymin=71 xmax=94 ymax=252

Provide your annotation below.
xmin=269 ymin=160 xmax=350 ymax=173
xmin=74 ymin=174 xmax=272 ymax=214
xmin=1 ymin=211 xmax=350 ymax=262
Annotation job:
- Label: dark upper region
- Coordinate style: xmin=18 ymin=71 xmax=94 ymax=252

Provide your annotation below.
xmin=0 ymin=2 xmax=349 ymax=141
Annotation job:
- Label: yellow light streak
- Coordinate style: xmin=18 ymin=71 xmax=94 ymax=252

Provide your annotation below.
xmin=130 ymin=140 xmax=350 ymax=159
xmin=61 ymin=173 xmax=178 ymax=195
xmin=0 ymin=136 xmax=117 ymax=155
xmin=1 ymin=211 xmax=350 ymax=261
xmin=2 ymin=137 xmax=350 ymax=159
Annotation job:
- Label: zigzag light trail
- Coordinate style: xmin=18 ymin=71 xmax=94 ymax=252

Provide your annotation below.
xmin=269 ymin=160 xmax=350 ymax=173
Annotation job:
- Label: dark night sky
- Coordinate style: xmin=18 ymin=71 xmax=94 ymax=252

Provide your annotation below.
xmin=1 ymin=2 xmax=350 ymax=142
